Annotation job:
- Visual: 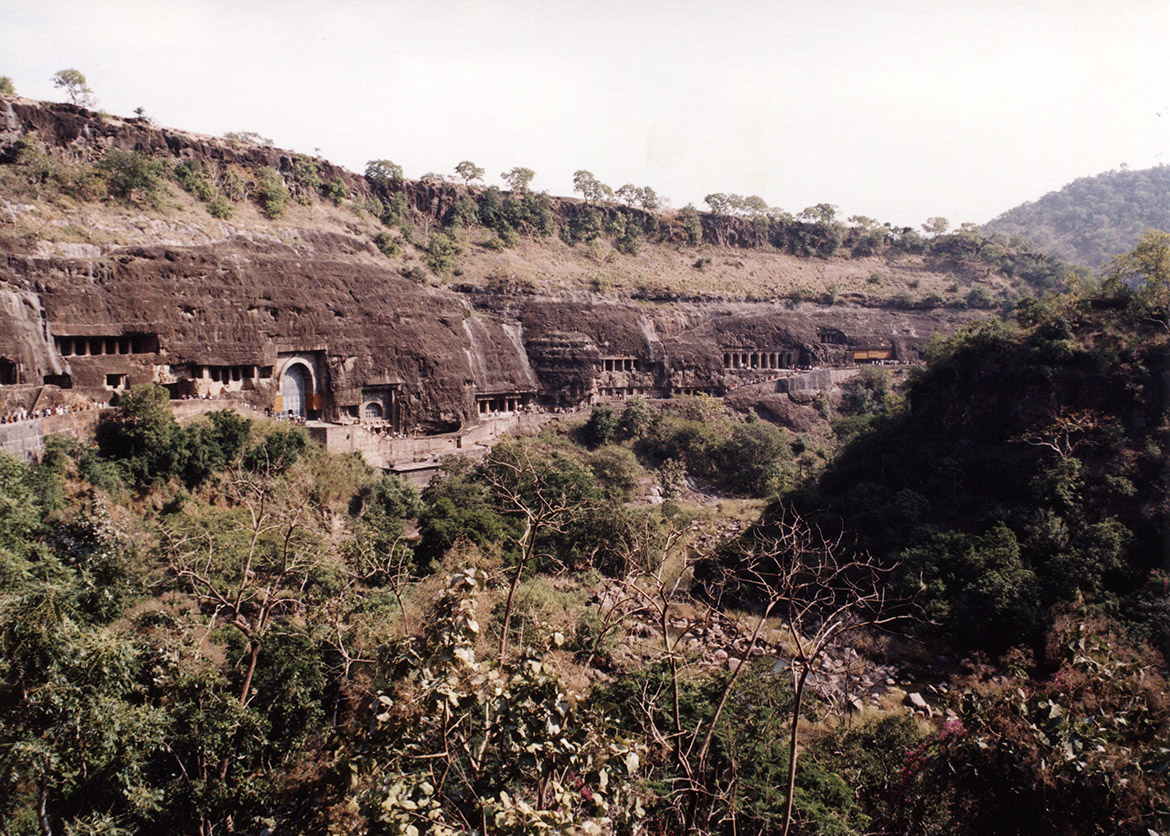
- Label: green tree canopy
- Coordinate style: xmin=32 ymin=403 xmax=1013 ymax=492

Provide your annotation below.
xmin=454 ymin=160 xmax=485 ymax=186
xmin=572 ymin=170 xmax=613 ymax=204
xmin=51 ymin=68 xmax=94 ymax=106
xmin=1106 ymin=228 xmax=1170 ymax=327
xmin=365 ymin=159 xmax=404 ymax=190
xmin=96 ymin=149 xmax=167 ymax=207
xmin=501 ymin=166 xmax=535 ymax=192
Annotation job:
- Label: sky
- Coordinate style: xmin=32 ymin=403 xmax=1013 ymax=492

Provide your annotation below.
xmin=2 ymin=0 xmax=1168 ymax=229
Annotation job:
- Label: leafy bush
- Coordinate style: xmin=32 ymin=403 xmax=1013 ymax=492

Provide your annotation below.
xmin=174 ymin=159 xmax=217 ymax=202
xmin=289 ymin=153 xmax=320 ymax=204
xmin=583 ymin=405 xmax=618 ymax=447
xmin=322 ymin=177 xmax=348 ymax=205
xmin=563 ymin=206 xmax=602 ymax=244
xmin=614 ymin=215 xmax=642 ymax=254
xmin=97 ymin=148 xmax=167 ymax=207
xmin=175 ymin=159 xmax=232 ymax=218
xmin=425 ymin=230 xmax=460 ymax=274
xmin=588 ymin=446 xmax=641 ymax=499
xmin=364 ymin=159 xmax=403 ymax=190
xmin=253 ymin=167 xmax=289 ymax=218
xmin=242 ymin=426 xmax=309 ymax=474
xmin=632 ymin=400 xmax=791 ymax=496
xmin=932 ymin=614 xmax=1170 ymax=836
xmin=207 ymin=194 xmax=232 ymax=218
xmin=345 ymin=569 xmax=645 ymax=834
xmin=219 ymin=164 xmax=250 ymax=202
xmin=373 ymin=230 xmax=401 ymax=257
xmin=181 ymin=409 xmax=252 ymax=486
xmin=678 ymin=204 xmax=703 ymax=245
xmin=618 ymin=396 xmax=656 ymax=440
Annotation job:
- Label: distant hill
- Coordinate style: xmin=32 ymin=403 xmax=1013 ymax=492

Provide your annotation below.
xmin=983 ymin=165 xmax=1170 ymax=268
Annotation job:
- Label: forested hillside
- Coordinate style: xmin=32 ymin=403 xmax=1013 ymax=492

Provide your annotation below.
xmin=984 ymin=164 xmax=1170 ymax=267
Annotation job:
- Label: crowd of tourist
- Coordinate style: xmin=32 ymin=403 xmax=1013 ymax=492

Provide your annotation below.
xmin=1 ymin=400 xmax=110 ymax=425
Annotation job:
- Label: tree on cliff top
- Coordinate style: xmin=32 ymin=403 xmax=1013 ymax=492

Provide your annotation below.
xmin=52 ymin=68 xmax=94 ymax=107
xmin=573 ymin=170 xmax=613 ymax=205
xmin=455 ymin=160 xmax=484 ymax=186
xmin=365 ymin=159 xmax=404 ymax=190
xmin=501 ymin=166 xmax=535 ymax=192
xmin=0 ymin=76 xmax=14 ymax=95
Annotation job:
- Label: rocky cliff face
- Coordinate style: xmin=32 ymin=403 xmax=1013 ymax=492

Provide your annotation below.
xmin=0 ymin=96 xmax=987 ymax=431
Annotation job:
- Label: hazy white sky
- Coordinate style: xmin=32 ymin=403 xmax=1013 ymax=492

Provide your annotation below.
xmin=2 ymin=0 xmax=1168 ymax=228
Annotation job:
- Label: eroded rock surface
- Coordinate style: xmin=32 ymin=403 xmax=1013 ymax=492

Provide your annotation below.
xmin=0 ymin=96 xmax=987 ymax=430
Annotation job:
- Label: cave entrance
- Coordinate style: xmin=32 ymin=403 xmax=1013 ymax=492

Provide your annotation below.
xmin=0 ymin=358 xmax=17 ymax=385
xmin=282 ymin=364 xmax=311 ymax=417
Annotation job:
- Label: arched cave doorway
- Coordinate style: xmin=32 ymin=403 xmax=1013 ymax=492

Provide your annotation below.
xmin=281 ymin=363 xmax=311 ymax=417
xmin=363 ymin=401 xmax=383 ymax=420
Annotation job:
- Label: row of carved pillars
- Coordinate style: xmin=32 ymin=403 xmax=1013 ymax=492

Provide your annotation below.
xmin=723 ymin=351 xmax=792 ymax=370
xmin=57 ymin=336 xmax=133 ymax=357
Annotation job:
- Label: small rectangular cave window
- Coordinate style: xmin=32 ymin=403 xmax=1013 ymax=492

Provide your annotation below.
xmin=0 ymin=357 xmax=18 ymax=385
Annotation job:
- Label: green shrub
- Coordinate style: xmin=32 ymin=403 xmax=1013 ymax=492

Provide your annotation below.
xmin=374 ymin=231 xmax=402 ymax=257
xmin=174 ymin=159 xmax=217 ymax=202
xmin=219 ymin=164 xmax=250 ymax=202
xmin=678 ymin=204 xmax=703 ymax=245
xmin=289 ymin=154 xmax=320 ymax=204
xmin=446 ymin=194 xmax=479 ymax=228
xmin=563 ymin=206 xmax=602 ymax=244
xmin=181 ymin=410 xmax=252 ymax=487
xmin=614 ymin=216 xmax=642 ymax=254
xmin=588 ymin=446 xmax=641 ymax=499
xmin=966 ymin=286 xmax=996 ymax=308
xmin=253 ymin=167 xmax=289 ymax=219
xmin=207 ymin=194 xmax=232 ymax=219
xmin=380 ymin=192 xmax=408 ymax=225
xmin=175 ymin=159 xmax=232 ymax=218
xmin=242 ymin=426 xmax=309 ymax=474
xmin=97 ymin=148 xmax=167 ymax=207
xmin=618 ymin=397 xmax=656 ymax=440
xmin=322 ymin=177 xmax=348 ymax=205
xmin=583 ymin=405 xmax=618 ymax=447
xmin=714 ymin=417 xmax=791 ymax=495
xmin=425 ymin=231 xmax=460 ymax=274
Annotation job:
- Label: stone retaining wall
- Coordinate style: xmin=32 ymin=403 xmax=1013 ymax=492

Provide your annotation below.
xmin=0 ymin=409 xmax=108 ymax=460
